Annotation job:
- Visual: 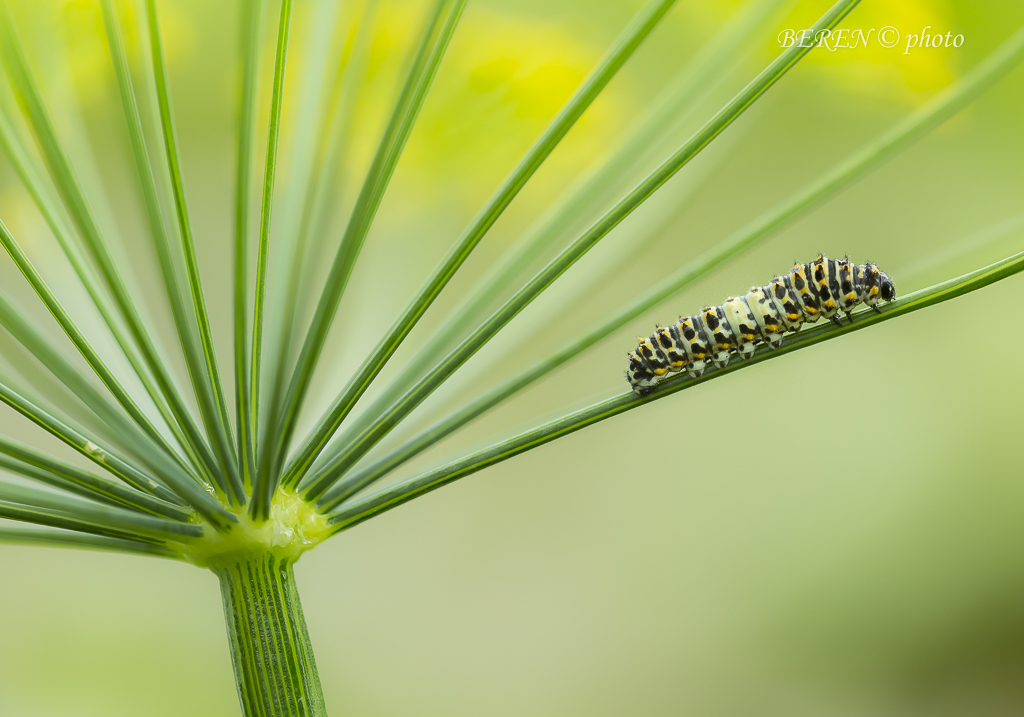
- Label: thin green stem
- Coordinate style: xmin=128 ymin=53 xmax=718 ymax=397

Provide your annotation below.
xmin=302 ymin=0 xmax=862 ymax=501
xmin=328 ymin=0 xmax=789 ymax=450
xmin=320 ymin=17 xmax=1024 ymax=498
xmin=0 ymin=2 xmax=223 ymax=483
xmin=235 ymin=0 xmax=266 ymax=491
xmin=0 ymin=105 xmax=205 ymax=484
xmin=0 ymin=373 xmax=238 ymax=528
xmin=0 ymin=289 xmax=186 ymax=479
xmin=0 ymin=479 xmax=197 ymax=540
xmin=102 ymin=0 xmax=245 ymax=504
xmin=0 ymin=217 xmax=213 ymax=497
xmin=261 ymin=0 xmax=375 ymax=500
xmin=272 ymin=0 xmax=466 ymax=485
xmin=0 ymin=525 xmax=177 ymax=558
xmin=143 ymin=0 xmax=241 ymax=499
xmin=281 ymin=0 xmax=679 ymax=488
xmin=0 ymin=435 xmax=191 ymax=520
xmin=327 ymin=249 xmax=1024 ymax=524
xmin=0 ymin=375 xmax=171 ymax=499
xmin=0 ymin=491 xmax=200 ymax=543
xmin=250 ymin=0 xmax=295 ymax=520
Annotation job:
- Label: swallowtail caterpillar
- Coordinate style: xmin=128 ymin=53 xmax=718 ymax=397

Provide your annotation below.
xmin=626 ymin=254 xmax=895 ymax=395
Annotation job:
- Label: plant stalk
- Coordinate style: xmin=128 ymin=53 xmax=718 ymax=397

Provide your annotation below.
xmin=214 ymin=552 xmax=326 ymax=717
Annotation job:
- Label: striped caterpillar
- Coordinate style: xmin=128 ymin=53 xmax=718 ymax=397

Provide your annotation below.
xmin=626 ymin=254 xmax=895 ymax=395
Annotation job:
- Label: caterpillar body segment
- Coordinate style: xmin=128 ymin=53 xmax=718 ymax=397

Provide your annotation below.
xmin=675 ymin=315 xmax=710 ymax=378
xmin=625 ymin=255 xmax=895 ymax=395
xmin=635 ymin=336 xmax=669 ymax=378
xmin=809 ymin=253 xmax=840 ymax=323
xmin=742 ymin=285 xmax=785 ymax=348
xmin=787 ymin=261 xmax=820 ymax=323
xmin=721 ymin=296 xmax=760 ymax=359
xmin=767 ymin=274 xmax=804 ymax=330
xmin=653 ymin=325 xmax=686 ymax=372
xmin=700 ymin=305 xmax=735 ymax=369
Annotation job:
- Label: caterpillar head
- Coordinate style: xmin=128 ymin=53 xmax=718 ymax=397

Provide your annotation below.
xmin=878 ymin=271 xmax=896 ymax=302
xmin=626 ymin=351 xmax=658 ymax=395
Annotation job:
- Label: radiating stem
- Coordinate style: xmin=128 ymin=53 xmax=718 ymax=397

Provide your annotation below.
xmin=235 ymin=0 xmax=266 ymax=490
xmin=271 ymin=0 xmax=464 ymax=487
xmin=0 ymin=526 xmax=177 ymax=558
xmin=303 ymin=0 xmax=862 ymax=501
xmin=326 ymin=248 xmax=1024 ymax=521
xmin=143 ymin=0 xmax=242 ymax=498
xmin=261 ymin=0 xmax=374 ymax=493
xmin=0 ymin=221 xmax=236 ymax=526
xmin=280 ymin=0 xmax=677 ymax=488
xmin=320 ymin=17 xmax=1024 ymax=497
xmin=324 ymin=0 xmax=789 ymax=452
xmin=251 ymin=0 xmax=296 ymax=520
xmin=214 ymin=551 xmax=326 ymax=717
xmin=102 ymin=0 xmax=244 ymax=504
xmin=0 ymin=2 xmax=224 ymax=483
xmin=0 ymin=108 xmax=204 ymax=483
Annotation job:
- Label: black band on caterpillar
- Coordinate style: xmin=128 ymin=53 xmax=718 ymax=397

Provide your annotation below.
xmin=626 ymin=255 xmax=895 ymax=395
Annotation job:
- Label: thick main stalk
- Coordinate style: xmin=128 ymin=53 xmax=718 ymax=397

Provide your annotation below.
xmin=214 ymin=551 xmax=326 ymax=717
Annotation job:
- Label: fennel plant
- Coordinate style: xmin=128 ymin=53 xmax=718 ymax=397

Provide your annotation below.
xmin=0 ymin=0 xmax=1022 ymax=714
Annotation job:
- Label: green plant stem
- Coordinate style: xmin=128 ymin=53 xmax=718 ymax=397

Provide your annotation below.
xmin=261 ymin=0 xmax=375 ymax=493
xmin=327 ymin=0 xmax=789 ymax=452
xmin=327 ymin=249 xmax=1024 ymax=523
xmin=0 ymin=107 xmax=206 ymax=482
xmin=143 ymin=0 xmax=242 ymax=499
xmin=0 ymin=525 xmax=177 ymax=558
xmin=0 ymin=289 xmax=184 ymax=478
xmin=250 ymin=0 xmax=295 ymax=521
xmin=270 ymin=0 xmax=466 ymax=484
xmin=0 ymin=1 xmax=224 ymax=485
xmin=0 ymin=435 xmax=191 ymax=520
xmin=214 ymin=551 xmax=326 ymax=717
xmin=235 ymin=0 xmax=266 ymax=490
xmin=303 ymin=0 xmax=861 ymax=501
xmin=281 ymin=0 xmax=679 ymax=488
xmin=0 ymin=485 xmax=201 ymax=543
xmin=0 ymin=218 xmax=209 ymax=495
xmin=103 ymin=0 xmax=244 ymax=505
xmin=0 ymin=373 xmax=239 ymax=528
xmin=322 ymin=18 xmax=1024 ymax=497
xmin=0 ymin=500 xmax=160 ymax=544
xmin=0 ymin=374 xmax=178 ymax=499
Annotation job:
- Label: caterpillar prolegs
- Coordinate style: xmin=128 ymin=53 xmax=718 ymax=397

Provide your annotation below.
xmin=626 ymin=254 xmax=895 ymax=395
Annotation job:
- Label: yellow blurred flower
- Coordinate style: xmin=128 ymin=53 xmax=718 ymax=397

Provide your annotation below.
xmin=7 ymin=0 xmax=194 ymax=106
xmin=367 ymin=4 xmax=628 ymax=211
xmin=776 ymin=0 xmax=956 ymax=101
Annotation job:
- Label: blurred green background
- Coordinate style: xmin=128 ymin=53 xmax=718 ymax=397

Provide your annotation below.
xmin=0 ymin=0 xmax=1023 ymax=714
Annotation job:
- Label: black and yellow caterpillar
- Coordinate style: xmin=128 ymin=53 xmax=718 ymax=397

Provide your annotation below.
xmin=626 ymin=254 xmax=895 ymax=395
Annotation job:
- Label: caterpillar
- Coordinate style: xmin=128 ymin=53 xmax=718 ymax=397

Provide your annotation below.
xmin=626 ymin=254 xmax=895 ymax=395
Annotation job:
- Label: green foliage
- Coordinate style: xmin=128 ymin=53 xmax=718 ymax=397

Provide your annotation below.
xmin=0 ymin=0 xmax=1021 ymax=714
xmin=326 ymin=247 xmax=1024 ymax=528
